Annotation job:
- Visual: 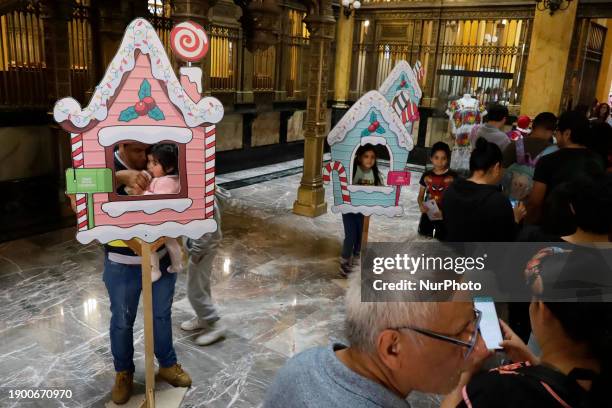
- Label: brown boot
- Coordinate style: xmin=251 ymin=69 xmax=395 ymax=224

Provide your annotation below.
xmin=157 ymin=363 xmax=192 ymax=387
xmin=111 ymin=371 xmax=133 ymax=405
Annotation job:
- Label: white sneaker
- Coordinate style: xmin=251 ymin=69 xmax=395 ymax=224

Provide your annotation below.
xmin=195 ymin=321 xmax=226 ymax=346
xmin=180 ymin=317 xmax=207 ymax=331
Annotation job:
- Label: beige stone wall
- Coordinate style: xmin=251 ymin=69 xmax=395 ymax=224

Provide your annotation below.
xmin=216 ymin=113 xmax=243 ymax=152
xmin=287 ymin=110 xmax=306 ymax=142
xmin=252 ymin=112 xmax=280 ymax=146
xmin=596 ymin=19 xmax=612 ymax=104
xmin=0 ymin=126 xmax=57 ymax=181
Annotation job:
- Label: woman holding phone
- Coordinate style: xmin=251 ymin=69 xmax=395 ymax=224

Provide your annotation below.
xmin=441 ymin=248 xmax=612 ymax=408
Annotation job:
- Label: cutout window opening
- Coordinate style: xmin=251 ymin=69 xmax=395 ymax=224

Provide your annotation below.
xmin=350 ymin=143 xmax=393 ymax=190
xmin=106 ymin=141 xmax=188 ymax=202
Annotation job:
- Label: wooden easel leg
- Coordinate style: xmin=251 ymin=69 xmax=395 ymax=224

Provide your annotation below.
xmin=140 ymin=242 xmax=156 ymax=408
xmin=361 ymin=215 xmax=370 ymax=253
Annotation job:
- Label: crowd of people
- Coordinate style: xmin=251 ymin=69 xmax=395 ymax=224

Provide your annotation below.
xmin=266 ymin=103 xmax=612 ymax=407
xmin=69 ymin=100 xmax=612 ymax=406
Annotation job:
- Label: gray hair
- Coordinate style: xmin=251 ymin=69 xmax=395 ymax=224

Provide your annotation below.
xmin=344 ymin=270 xmax=439 ymax=353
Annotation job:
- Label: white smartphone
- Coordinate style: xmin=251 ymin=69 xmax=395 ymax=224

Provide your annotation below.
xmin=474 ymin=297 xmax=504 ymax=350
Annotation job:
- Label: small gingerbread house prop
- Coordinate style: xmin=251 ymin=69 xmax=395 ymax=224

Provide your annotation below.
xmin=378 ymin=60 xmax=422 ymax=135
xmin=54 ymin=18 xmax=223 ymax=244
xmin=324 ymin=90 xmax=413 ymax=217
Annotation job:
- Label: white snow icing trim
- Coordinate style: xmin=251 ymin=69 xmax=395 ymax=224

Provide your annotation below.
xmin=101 ymin=198 xmax=193 ymax=217
xmin=327 ymin=90 xmax=413 ymax=151
xmin=179 ymin=66 xmax=203 ymax=94
xmin=347 ymin=185 xmax=394 ymax=194
xmin=76 ymin=219 xmax=217 ymax=244
xmin=53 ymin=18 xmax=223 ymax=129
xmin=378 ymin=60 xmax=423 ymax=100
xmin=360 ymin=136 xmax=387 ymax=146
xmin=98 ymin=126 xmax=192 ymax=147
xmin=331 ymin=204 xmax=404 ymax=217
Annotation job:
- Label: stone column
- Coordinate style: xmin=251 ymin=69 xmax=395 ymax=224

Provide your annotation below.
xmin=41 ymin=0 xmax=73 ymax=217
xmin=292 ymin=4 xmax=335 ymax=218
xmin=97 ymin=1 xmax=132 ymax=67
xmin=275 ymin=7 xmax=290 ymax=102
xmin=173 ymin=0 xmax=216 ymax=94
xmin=41 ymin=0 xmax=72 ymax=102
xmin=520 ymin=1 xmax=578 ymax=117
xmin=331 ymin=9 xmax=354 ymax=127
xmin=595 ymin=20 xmax=612 ymax=104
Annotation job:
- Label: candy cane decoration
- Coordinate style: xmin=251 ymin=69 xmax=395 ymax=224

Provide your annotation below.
xmin=204 ymin=125 xmax=216 ymax=219
xmin=394 ymin=92 xmax=420 ymax=125
xmin=170 ymin=21 xmax=209 ymax=62
xmin=322 ymin=161 xmax=351 ymax=204
xmin=71 ymin=133 xmax=88 ymax=231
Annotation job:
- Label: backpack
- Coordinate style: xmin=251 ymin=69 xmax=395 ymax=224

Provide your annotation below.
xmin=514 ymin=364 xmax=595 ymax=408
xmin=502 ymin=137 xmax=558 ymax=200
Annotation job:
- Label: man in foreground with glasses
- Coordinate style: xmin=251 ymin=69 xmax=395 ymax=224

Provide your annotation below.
xmin=263 ymin=272 xmax=490 ymax=408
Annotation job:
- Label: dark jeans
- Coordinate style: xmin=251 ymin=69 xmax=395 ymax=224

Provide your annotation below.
xmin=103 ymin=255 xmax=177 ymax=373
xmin=342 ymin=213 xmax=364 ymax=259
xmin=418 ymin=213 xmax=447 ymax=241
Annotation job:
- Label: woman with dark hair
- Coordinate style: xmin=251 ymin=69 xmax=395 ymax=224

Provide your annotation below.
xmin=442 ymin=137 xmax=526 ymax=242
xmin=441 ymin=245 xmax=612 ymax=408
xmin=538 ymin=174 xmax=612 ymax=241
xmin=590 ymin=102 xmax=611 ymax=126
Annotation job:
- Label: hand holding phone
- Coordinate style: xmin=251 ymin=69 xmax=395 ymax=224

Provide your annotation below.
xmin=474 ymin=297 xmax=503 ymax=350
xmin=498 ymin=320 xmax=539 ymax=365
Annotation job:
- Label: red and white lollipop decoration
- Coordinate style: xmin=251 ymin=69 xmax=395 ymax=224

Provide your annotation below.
xmin=170 ymin=21 xmax=209 ymax=62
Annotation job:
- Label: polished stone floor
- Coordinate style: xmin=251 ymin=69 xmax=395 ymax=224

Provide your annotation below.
xmin=0 ymin=159 xmax=438 ymax=408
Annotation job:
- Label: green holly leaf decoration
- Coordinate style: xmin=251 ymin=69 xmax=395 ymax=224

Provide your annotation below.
xmin=375 ymin=126 xmax=386 ymax=134
xmin=369 ymin=112 xmax=377 ymax=123
xmin=118 ymin=106 xmax=138 ymax=122
xmin=147 ymin=106 xmax=165 ymax=121
xmin=138 ymin=79 xmax=151 ymax=100
xmin=361 ymin=128 xmax=370 ymax=137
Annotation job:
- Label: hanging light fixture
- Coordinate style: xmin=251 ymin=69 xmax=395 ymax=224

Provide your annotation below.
xmin=535 ymin=0 xmax=573 ymax=15
xmin=341 ymin=0 xmax=361 ymax=18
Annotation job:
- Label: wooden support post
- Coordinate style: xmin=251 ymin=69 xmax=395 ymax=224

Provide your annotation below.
xmin=125 ymin=238 xmax=165 ymax=408
xmin=361 ymin=215 xmax=370 ymax=253
xmin=140 ymin=241 xmax=155 ymax=408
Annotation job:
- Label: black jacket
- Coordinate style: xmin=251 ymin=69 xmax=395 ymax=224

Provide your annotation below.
xmin=442 ymin=178 xmax=517 ymax=242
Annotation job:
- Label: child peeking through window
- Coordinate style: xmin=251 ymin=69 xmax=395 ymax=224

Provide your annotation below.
xmin=142 ymin=143 xmax=183 ymax=282
xmin=339 ymin=144 xmax=383 ymax=277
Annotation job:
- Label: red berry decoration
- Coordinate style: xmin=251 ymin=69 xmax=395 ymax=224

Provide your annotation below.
xmin=373 ymin=121 xmax=380 ymax=128
xmin=400 ymin=80 xmax=406 ymax=87
xmin=142 ymin=96 xmax=156 ymax=109
xmin=368 ymin=124 xmax=376 ymax=132
xmin=134 ymin=101 xmax=148 ymax=116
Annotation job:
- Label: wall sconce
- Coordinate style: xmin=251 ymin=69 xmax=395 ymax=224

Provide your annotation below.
xmin=535 ymin=0 xmax=573 ymax=15
xmin=341 ymin=0 xmax=361 ymax=18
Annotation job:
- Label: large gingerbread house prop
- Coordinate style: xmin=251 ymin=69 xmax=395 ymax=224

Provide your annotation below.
xmin=54 ymin=18 xmax=223 ymax=244
xmin=324 ymin=90 xmax=413 ymax=217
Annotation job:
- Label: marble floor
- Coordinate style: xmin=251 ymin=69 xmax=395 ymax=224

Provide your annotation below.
xmin=0 ymin=159 xmax=438 ymax=408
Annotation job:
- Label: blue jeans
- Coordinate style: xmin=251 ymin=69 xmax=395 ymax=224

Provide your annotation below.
xmin=103 ymin=255 xmax=177 ymax=373
xmin=341 ymin=213 xmax=364 ymax=259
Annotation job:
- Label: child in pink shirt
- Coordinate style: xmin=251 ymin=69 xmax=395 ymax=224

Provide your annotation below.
xmin=144 ymin=144 xmax=183 ymax=282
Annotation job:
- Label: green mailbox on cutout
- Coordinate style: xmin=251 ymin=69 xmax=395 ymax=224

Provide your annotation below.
xmin=65 ymin=168 xmax=113 ymax=194
xmin=65 ymin=168 xmax=114 ymax=228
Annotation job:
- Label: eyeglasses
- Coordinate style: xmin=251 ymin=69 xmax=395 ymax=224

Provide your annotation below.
xmin=392 ymin=309 xmax=482 ymax=359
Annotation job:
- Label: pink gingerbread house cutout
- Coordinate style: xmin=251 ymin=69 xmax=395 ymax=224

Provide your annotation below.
xmin=54 ymin=18 xmax=224 ymax=244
